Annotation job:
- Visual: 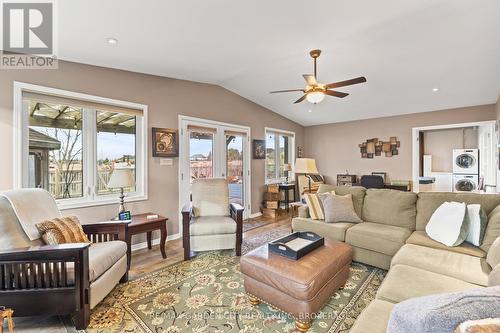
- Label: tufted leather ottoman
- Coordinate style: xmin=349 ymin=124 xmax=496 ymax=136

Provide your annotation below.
xmin=240 ymin=238 xmax=353 ymax=332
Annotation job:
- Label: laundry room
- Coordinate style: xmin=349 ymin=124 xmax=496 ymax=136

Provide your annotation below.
xmin=415 ymin=121 xmax=497 ymax=193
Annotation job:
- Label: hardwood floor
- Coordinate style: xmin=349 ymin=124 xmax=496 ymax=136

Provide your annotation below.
xmin=129 ymin=214 xmax=292 ymax=279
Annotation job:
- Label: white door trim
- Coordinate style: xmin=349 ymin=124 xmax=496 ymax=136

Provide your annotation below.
xmin=411 ymin=120 xmax=496 ymax=193
xmin=178 ymin=115 xmax=251 ymax=234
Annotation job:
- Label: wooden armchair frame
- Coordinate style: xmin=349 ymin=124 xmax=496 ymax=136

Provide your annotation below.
xmin=182 ymin=203 xmax=244 ymax=260
xmin=0 ymin=222 xmax=127 ymax=330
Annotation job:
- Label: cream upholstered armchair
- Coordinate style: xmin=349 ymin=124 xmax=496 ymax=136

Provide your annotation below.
xmin=181 ymin=178 xmax=244 ymax=260
xmin=0 ymin=189 xmax=128 ymax=329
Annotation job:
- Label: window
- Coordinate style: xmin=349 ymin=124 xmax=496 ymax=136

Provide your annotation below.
xmin=265 ymin=128 xmax=295 ymax=183
xmin=15 ymin=83 xmax=147 ymax=209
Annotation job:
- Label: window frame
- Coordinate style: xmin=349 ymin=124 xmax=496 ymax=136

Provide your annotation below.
xmin=264 ymin=127 xmax=295 ymax=184
xmin=13 ymin=81 xmax=148 ymax=210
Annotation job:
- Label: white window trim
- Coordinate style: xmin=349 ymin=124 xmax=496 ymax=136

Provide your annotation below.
xmin=264 ymin=127 xmax=295 ymax=184
xmin=13 ymin=81 xmax=148 ymax=211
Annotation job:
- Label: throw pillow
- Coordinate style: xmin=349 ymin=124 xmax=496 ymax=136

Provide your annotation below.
xmin=425 ymin=201 xmax=469 ymax=247
xmin=386 ymin=286 xmax=500 ymax=333
xmin=36 ymin=216 xmax=90 ymax=245
xmin=304 ymin=191 xmax=334 ymax=220
xmin=319 ymin=193 xmax=362 ymax=223
xmin=465 ymin=204 xmax=488 ymax=246
xmin=454 ymin=318 xmax=500 ymax=333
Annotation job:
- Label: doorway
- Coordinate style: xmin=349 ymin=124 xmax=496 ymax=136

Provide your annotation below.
xmin=179 ymin=116 xmax=251 ymax=223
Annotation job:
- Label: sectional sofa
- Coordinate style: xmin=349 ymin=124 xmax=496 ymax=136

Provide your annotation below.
xmin=292 ymin=185 xmax=500 ymax=332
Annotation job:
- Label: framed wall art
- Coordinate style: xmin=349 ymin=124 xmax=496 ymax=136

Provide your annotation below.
xmin=152 ymin=127 xmax=178 ymax=157
xmin=253 ymin=139 xmax=266 ymax=159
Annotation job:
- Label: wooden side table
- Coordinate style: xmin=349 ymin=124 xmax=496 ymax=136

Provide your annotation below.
xmin=125 ymin=213 xmax=168 ymax=269
xmin=279 ymin=183 xmax=296 ymax=211
xmin=290 ymin=202 xmax=307 ymax=218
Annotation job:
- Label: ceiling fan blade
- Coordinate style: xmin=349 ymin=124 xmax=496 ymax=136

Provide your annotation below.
xmin=293 ymin=94 xmax=307 ymax=104
xmin=303 ymin=74 xmax=317 ymax=86
xmin=325 ymin=90 xmax=349 ymax=98
xmin=326 ymin=76 xmax=366 ymax=89
xmin=269 ymin=89 xmax=305 ymax=94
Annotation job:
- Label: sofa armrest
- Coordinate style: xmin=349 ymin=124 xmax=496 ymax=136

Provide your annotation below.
xmin=82 ymin=222 xmax=127 ymax=243
xmin=229 ymin=203 xmax=243 ymax=256
xmin=298 ymin=205 xmax=310 ymax=218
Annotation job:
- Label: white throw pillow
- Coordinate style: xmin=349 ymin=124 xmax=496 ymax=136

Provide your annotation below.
xmin=426 ymin=202 xmax=469 ymax=247
xmin=465 ymin=204 xmax=488 ymax=246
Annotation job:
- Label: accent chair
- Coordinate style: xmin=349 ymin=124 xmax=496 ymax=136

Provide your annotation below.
xmin=181 ymin=178 xmax=244 ymax=260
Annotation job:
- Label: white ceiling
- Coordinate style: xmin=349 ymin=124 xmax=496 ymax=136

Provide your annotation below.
xmin=58 ymin=0 xmax=500 ymax=126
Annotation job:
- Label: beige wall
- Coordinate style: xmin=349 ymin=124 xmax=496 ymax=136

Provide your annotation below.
xmin=304 ymin=105 xmax=495 ymax=184
xmin=423 ymin=127 xmax=478 ymax=172
xmin=0 ymin=61 xmax=304 ymax=238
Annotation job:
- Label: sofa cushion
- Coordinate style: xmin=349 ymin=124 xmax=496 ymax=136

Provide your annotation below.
xmin=362 ymin=189 xmax=417 ymax=229
xmin=349 ymin=299 xmax=394 ymax=333
xmin=486 ymin=236 xmax=500 ymax=268
xmin=406 ymin=231 xmax=485 ymax=258
xmin=425 ymin=201 xmax=469 ymax=247
xmin=192 ymin=178 xmax=229 ymax=217
xmin=490 ymin=264 xmax=500 ymax=287
xmin=318 ymin=185 xmax=366 ymax=218
xmin=386 ymin=286 xmax=500 ymax=333
xmin=391 ymin=244 xmax=491 ymax=286
xmin=416 ymin=192 xmax=500 ymax=231
xmin=319 ymin=193 xmax=362 ymax=223
xmin=482 ymin=204 xmax=500 ymax=252
xmin=346 ymin=222 xmax=412 ymax=256
xmin=190 ymin=216 xmax=236 ymax=236
xmin=376 ymin=264 xmax=480 ymax=303
xmin=62 ymin=240 xmax=128 ymax=284
xmin=292 ymin=217 xmax=355 ymax=242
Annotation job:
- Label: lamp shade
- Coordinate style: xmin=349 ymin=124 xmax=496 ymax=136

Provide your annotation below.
xmin=294 ymin=158 xmax=318 ymax=174
xmin=283 ymin=163 xmax=292 ymax=172
xmin=107 ymin=168 xmax=135 ymax=188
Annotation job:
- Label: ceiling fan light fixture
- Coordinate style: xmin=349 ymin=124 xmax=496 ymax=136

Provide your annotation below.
xmin=306 ymin=91 xmax=325 ymax=104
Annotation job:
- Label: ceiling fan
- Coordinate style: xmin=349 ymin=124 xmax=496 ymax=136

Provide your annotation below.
xmin=270 ymin=49 xmax=366 ymax=104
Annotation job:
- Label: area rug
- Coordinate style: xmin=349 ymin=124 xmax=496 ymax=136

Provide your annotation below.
xmin=242 ymin=219 xmax=270 ymax=232
xmin=83 ymin=231 xmax=386 ymax=333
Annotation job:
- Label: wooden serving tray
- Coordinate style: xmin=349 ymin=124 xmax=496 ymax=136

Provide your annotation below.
xmin=268 ymin=231 xmax=324 ymax=260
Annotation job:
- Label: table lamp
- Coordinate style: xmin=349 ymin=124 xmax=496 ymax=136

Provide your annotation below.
xmin=107 ymin=167 xmax=135 ymax=216
xmin=293 ymin=158 xmax=319 ymax=194
xmin=283 ymin=164 xmax=292 ymax=183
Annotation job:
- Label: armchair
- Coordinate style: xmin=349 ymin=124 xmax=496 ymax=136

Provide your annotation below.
xmin=182 ymin=178 xmax=244 ymax=260
xmin=0 ymin=189 xmax=128 ymax=329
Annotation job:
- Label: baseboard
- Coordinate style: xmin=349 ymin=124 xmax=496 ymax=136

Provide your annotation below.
xmin=249 ymin=212 xmax=262 ymax=219
xmin=131 ymin=233 xmax=180 ymax=252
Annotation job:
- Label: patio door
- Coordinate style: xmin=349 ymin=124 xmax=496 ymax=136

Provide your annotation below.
xmin=179 ymin=116 xmax=251 ymax=222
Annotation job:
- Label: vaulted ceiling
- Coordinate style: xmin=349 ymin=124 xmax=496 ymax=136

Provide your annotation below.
xmin=58 ymin=0 xmax=500 ymax=126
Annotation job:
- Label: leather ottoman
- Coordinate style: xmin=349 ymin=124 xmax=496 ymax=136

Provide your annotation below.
xmin=240 ymin=238 xmax=353 ymax=332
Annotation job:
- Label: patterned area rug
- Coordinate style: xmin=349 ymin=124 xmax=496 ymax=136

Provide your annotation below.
xmin=82 ymin=230 xmax=386 ymax=333
xmin=242 ymin=219 xmax=271 ymax=232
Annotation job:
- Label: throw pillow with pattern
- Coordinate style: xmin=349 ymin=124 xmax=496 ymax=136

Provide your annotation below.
xmin=36 ymin=216 xmax=90 ymax=245
xmin=304 ymin=191 xmax=335 ymax=220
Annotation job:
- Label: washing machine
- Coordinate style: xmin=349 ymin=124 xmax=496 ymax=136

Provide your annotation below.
xmin=453 ymin=174 xmax=479 ymax=192
xmin=452 ymin=149 xmax=479 ymax=174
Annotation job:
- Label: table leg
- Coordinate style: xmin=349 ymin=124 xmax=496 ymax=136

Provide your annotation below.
xmin=160 ymin=222 xmax=167 ymax=259
xmin=126 ymin=233 xmax=132 ymax=270
xmin=285 ymin=189 xmax=290 ymax=211
xmin=147 ymin=231 xmax=152 ymax=249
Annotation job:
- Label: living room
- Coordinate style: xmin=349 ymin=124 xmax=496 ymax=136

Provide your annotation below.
xmin=0 ymin=1 xmax=499 ymax=332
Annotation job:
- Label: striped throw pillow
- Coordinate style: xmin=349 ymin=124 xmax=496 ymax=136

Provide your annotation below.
xmin=304 ymin=191 xmax=335 ymax=220
xmin=36 ymin=216 xmax=90 ymax=245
